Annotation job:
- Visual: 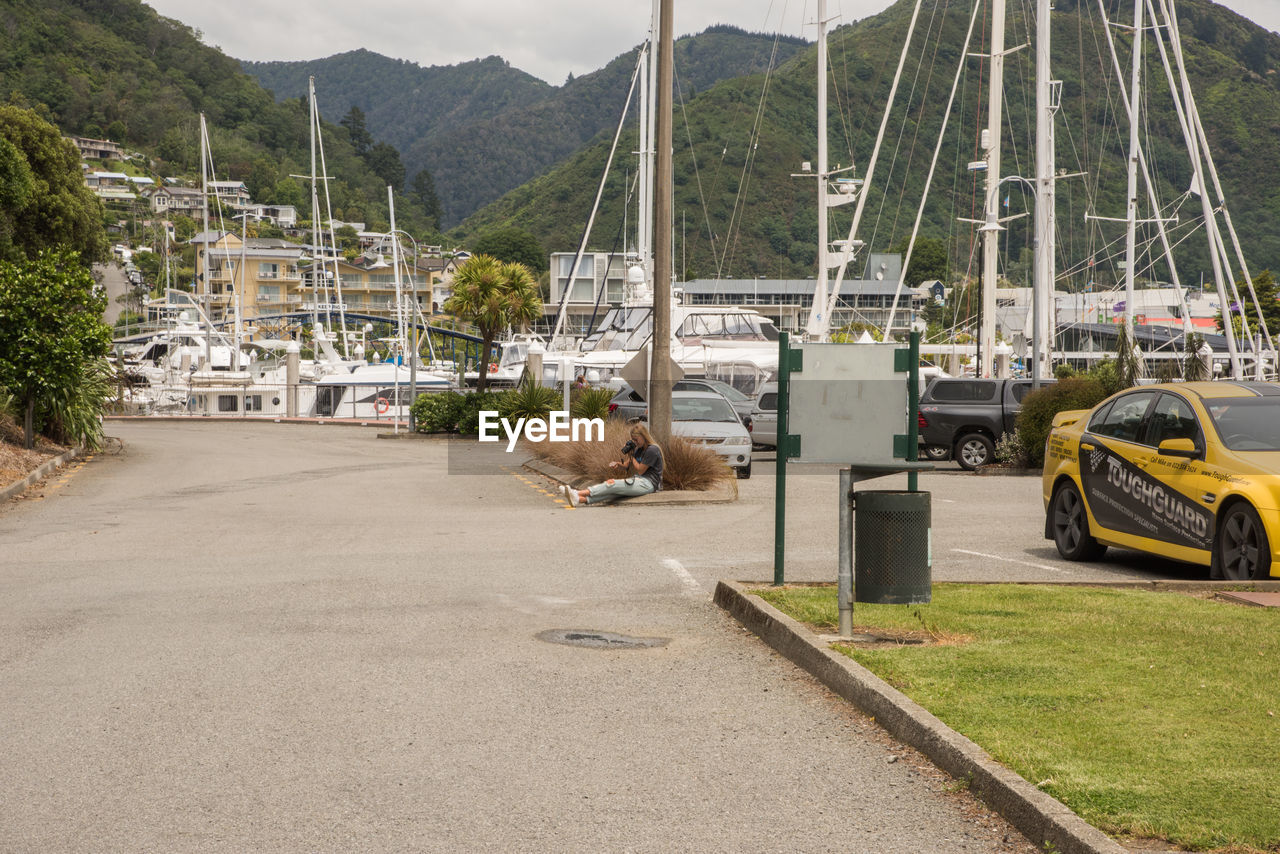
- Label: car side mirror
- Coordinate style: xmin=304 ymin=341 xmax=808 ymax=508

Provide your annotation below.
xmin=1157 ymin=438 xmax=1198 ymax=458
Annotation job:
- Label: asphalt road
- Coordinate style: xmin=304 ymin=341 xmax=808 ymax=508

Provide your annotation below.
xmin=0 ymin=421 xmax=1191 ymax=853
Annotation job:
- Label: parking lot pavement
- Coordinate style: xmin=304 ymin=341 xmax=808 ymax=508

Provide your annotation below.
xmin=652 ymin=451 xmax=1208 ymax=588
xmin=0 ymin=422 xmax=1040 ymax=853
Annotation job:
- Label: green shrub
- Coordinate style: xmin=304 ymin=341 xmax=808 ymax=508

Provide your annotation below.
xmin=412 ymin=391 xmax=467 ymax=433
xmin=571 ymin=387 xmax=615 ymax=421
xmin=39 ymin=358 xmax=112 ymax=450
xmin=499 ymin=382 xmax=560 ymax=422
xmin=456 ymin=391 xmax=506 ymax=435
xmin=1016 ymin=377 xmax=1110 ymax=468
xmin=1089 ymin=358 xmax=1124 ymax=396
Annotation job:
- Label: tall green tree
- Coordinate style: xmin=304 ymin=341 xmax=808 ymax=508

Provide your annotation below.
xmin=366 ymin=141 xmax=405 ymax=189
xmin=0 ymin=249 xmax=112 ymax=448
xmin=0 ymin=106 xmax=107 ymax=263
xmin=413 ymin=169 xmax=442 ymax=227
xmin=443 ymin=255 xmax=541 ymax=393
xmin=889 ymin=235 xmax=950 ymax=288
xmin=341 ymin=106 xmax=373 ymax=158
xmin=471 ymin=227 xmax=547 ymax=273
xmin=0 ymin=136 xmax=34 ymax=257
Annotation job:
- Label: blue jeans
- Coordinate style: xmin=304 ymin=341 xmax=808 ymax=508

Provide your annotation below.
xmin=585 ymin=477 xmax=657 ymax=505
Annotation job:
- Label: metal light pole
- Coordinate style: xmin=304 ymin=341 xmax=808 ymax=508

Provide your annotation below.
xmin=392 ymin=228 xmax=422 ymax=431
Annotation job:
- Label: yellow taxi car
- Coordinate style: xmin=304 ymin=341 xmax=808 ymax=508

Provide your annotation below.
xmin=1043 ymin=381 xmax=1280 ymax=579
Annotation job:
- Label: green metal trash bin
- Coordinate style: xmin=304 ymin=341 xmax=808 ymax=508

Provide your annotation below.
xmin=854 ymin=490 xmax=932 ymax=604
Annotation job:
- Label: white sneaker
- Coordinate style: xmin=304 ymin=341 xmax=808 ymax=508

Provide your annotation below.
xmin=562 ymin=484 xmax=580 ymax=507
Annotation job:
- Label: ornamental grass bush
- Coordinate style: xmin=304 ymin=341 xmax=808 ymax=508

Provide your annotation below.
xmin=570 ymin=387 xmax=615 ymax=421
xmin=1015 ymin=376 xmax=1110 ymax=467
xmin=529 ymin=419 xmax=732 ymax=493
xmin=499 ymin=381 xmax=560 ymax=422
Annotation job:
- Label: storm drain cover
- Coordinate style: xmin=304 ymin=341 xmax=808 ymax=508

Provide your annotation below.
xmin=537 ymin=629 xmax=669 ymax=650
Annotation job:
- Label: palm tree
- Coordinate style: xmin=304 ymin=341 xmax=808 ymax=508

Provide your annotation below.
xmin=443 ymin=254 xmax=542 ymax=393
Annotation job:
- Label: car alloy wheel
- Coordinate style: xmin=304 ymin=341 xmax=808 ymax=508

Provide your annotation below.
xmin=1216 ymin=504 xmax=1271 ymax=581
xmin=955 ymin=433 xmax=994 ymax=470
xmin=1051 ymin=483 xmax=1107 ymax=561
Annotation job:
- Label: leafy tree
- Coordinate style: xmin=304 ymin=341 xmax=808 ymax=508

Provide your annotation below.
xmin=443 ymin=254 xmax=541 ymax=393
xmin=341 ymin=106 xmax=373 ymax=158
xmin=0 ymin=105 xmax=107 ymax=263
xmin=0 ymin=249 xmax=112 ymax=448
xmin=0 ymin=136 xmax=34 ymax=256
xmin=1215 ymin=270 xmax=1280 ymax=343
xmin=890 ymin=235 xmax=950 ymax=288
xmin=471 ymin=227 xmax=547 ymax=273
xmin=366 ymin=141 xmax=405 ymax=189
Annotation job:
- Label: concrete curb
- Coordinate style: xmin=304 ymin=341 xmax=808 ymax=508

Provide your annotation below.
xmin=521 ymin=456 xmax=739 ymax=505
xmin=105 ymin=415 xmax=404 ymax=429
xmin=0 ymin=447 xmax=80 ymax=504
xmin=713 ymin=579 xmax=1127 ymax=854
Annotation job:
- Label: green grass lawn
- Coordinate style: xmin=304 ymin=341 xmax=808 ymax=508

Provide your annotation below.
xmin=754 ymin=584 xmax=1280 ymax=853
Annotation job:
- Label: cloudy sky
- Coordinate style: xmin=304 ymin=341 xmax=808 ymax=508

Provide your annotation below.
xmin=144 ymin=0 xmax=1280 ymax=86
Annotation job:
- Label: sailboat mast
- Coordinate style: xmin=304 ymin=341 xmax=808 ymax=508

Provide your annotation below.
xmin=1033 ymin=0 xmax=1058 ymax=387
xmin=388 ymin=186 xmax=407 ymax=365
xmin=199 ymin=114 xmax=209 ymax=303
xmin=1123 ymin=0 xmax=1144 ymax=341
xmin=309 ymin=76 xmax=321 ymax=331
xmin=980 ymin=0 xmax=1007 ymax=378
xmin=638 ymin=37 xmax=652 ymax=284
xmin=816 ymin=0 xmax=830 ymax=340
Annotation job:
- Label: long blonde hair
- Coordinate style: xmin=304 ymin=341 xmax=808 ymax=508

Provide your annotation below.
xmin=630 ymin=423 xmax=657 ymax=449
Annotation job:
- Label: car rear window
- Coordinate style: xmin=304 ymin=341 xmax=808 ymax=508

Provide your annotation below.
xmin=757 ymin=392 xmax=778 ymax=411
xmin=929 ymin=380 xmax=998 ymax=402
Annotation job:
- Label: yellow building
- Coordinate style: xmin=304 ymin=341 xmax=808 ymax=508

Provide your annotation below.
xmin=193 ymin=231 xmax=452 ymax=324
xmin=193 ymin=232 xmax=305 ymax=321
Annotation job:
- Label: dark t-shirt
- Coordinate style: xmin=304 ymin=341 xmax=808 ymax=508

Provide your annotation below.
xmin=636 ymin=443 xmax=663 ymax=491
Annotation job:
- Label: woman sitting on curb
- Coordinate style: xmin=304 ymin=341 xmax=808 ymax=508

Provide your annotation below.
xmin=561 ymin=424 xmax=663 ymax=507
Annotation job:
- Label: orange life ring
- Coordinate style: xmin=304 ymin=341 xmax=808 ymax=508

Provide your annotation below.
xmin=488 ymin=362 xmax=499 ymax=374
xmin=374 ymin=397 xmax=390 ymax=414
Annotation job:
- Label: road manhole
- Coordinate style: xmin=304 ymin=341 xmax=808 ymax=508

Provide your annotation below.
xmin=537 ymin=629 xmax=669 ymax=650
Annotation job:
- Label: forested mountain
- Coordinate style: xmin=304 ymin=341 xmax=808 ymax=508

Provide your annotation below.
xmin=0 ymin=0 xmax=431 ymax=233
xmin=452 ymin=0 xmax=1280 ymax=286
xmin=243 ymin=27 xmax=808 ymax=226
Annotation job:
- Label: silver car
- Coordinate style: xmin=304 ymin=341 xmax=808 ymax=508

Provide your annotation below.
xmin=635 ymin=391 xmax=755 ymax=478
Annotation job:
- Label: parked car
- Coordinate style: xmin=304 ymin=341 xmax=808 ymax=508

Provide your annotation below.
xmin=1043 ymin=380 xmax=1280 ymax=580
xmin=747 ymin=382 xmax=778 ymax=450
xmin=631 ymin=390 xmax=755 ymax=478
xmin=918 ymin=377 xmax=1055 ymax=470
xmin=607 ymin=378 xmax=756 ymax=421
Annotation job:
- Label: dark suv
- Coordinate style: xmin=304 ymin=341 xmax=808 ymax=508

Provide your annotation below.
xmin=917 ymin=378 xmax=1054 ymax=469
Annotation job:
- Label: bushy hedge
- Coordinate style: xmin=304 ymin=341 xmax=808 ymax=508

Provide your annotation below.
xmin=410 ymin=389 xmax=517 ymax=434
xmin=1016 ymin=377 xmax=1111 ymax=467
xmin=411 ymin=390 xmax=469 ymax=433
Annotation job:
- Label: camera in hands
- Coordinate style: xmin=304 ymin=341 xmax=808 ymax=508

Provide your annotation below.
xmin=621 ymin=440 xmax=637 ymax=455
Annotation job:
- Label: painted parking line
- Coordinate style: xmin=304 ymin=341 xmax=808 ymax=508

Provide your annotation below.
xmin=30 ymin=455 xmax=93 ymax=501
xmin=662 ymin=557 xmax=704 ymax=595
xmin=951 ymin=548 xmax=1073 ymax=575
xmin=502 ymin=465 xmax=574 ymax=509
